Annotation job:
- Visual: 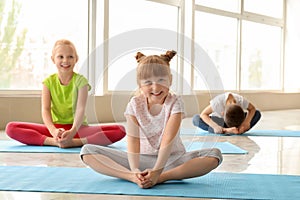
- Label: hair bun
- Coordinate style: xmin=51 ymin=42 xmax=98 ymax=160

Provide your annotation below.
xmin=135 ymin=52 xmax=146 ymax=63
xmin=161 ymin=50 xmax=176 ymax=63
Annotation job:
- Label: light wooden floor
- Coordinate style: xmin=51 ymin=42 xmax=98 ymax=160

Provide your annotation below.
xmin=0 ymin=109 xmax=300 ymax=200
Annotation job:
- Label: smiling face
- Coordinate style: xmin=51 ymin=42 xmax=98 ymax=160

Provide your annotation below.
xmin=135 ymin=51 xmax=176 ymax=107
xmin=140 ymin=75 xmax=171 ymax=106
xmin=137 ymin=57 xmax=172 ymax=106
xmin=51 ymin=44 xmax=78 ymax=74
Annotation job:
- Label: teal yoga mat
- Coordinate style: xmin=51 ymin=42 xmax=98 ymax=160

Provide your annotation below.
xmin=184 ymin=141 xmax=247 ymax=154
xmin=181 ymin=128 xmax=300 ymax=137
xmin=0 ymin=140 xmax=125 ymax=154
xmin=0 ymin=140 xmax=82 ymax=153
xmin=0 ymin=140 xmax=247 ymax=154
xmin=0 ymin=166 xmax=299 ymax=200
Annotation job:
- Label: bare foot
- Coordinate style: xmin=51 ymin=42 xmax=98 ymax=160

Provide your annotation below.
xmin=43 ymin=137 xmax=60 ymax=147
xmin=58 ymin=138 xmax=85 ymax=148
xmin=129 ymin=172 xmax=153 ymax=189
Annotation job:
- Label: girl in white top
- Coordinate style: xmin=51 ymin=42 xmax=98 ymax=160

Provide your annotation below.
xmin=80 ymin=50 xmax=222 ymax=189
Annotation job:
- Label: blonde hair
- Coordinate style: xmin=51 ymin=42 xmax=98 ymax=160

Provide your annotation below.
xmin=52 ymin=39 xmax=79 ymax=61
xmin=135 ymin=50 xmax=176 ymax=86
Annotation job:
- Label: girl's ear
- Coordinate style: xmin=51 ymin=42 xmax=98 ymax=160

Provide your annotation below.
xmin=51 ymin=56 xmax=55 ymax=63
xmin=135 ymin=52 xmax=146 ymax=63
xmin=161 ymin=50 xmax=176 ymax=63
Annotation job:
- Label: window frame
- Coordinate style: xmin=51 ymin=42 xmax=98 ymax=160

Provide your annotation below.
xmin=193 ymin=0 xmax=285 ymax=92
xmin=0 ymin=0 xmax=288 ymax=96
xmin=102 ymin=0 xmax=183 ymax=95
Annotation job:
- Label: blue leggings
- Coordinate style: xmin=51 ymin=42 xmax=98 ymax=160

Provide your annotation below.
xmin=192 ymin=110 xmax=261 ymax=133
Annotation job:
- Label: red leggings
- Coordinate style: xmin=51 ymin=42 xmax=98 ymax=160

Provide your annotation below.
xmin=5 ymin=121 xmax=126 ymax=146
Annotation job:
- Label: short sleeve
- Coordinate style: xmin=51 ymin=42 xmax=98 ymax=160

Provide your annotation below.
xmin=234 ymin=94 xmax=249 ymax=110
xmin=210 ymin=93 xmax=226 ymax=117
xmin=170 ymin=95 xmax=185 ymax=118
xmin=124 ymin=97 xmax=137 ymax=117
xmin=42 ymin=74 xmax=56 ymax=89
xmin=43 ymin=77 xmax=50 ymax=88
xmin=74 ymin=73 xmax=91 ymax=91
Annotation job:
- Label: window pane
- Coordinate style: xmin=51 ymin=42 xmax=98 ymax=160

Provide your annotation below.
xmin=107 ymin=0 xmax=178 ymax=92
xmin=0 ymin=0 xmax=88 ymax=90
xmin=284 ymin=1 xmax=300 ymax=92
xmin=241 ymin=21 xmax=282 ymax=90
xmin=194 ymin=12 xmax=238 ymax=90
xmin=244 ymin=0 xmax=283 ymax=18
xmin=195 ymin=0 xmax=240 ymax=13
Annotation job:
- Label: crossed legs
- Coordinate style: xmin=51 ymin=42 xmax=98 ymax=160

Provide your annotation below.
xmin=81 ymin=145 xmax=222 ymax=189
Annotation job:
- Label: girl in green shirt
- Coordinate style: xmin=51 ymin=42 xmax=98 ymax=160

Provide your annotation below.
xmin=6 ymin=39 xmax=125 ymax=148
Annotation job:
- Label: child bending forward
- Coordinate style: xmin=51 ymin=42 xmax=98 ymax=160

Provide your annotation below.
xmin=193 ymin=92 xmax=261 ymax=134
xmin=80 ymin=50 xmax=222 ymax=188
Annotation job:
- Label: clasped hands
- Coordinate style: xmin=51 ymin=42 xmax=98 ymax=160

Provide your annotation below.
xmin=213 ymin=122 xmax=250 ymax=135
xmin=133 ymin=168 xmax=162 ymax=189
xmin=52 ymin=128 xmax=75 ymax=147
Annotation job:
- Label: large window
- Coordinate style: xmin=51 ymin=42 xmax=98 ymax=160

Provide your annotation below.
xmin=194 ymin=12 xmax=238 ymax=90
xmin=1 ymin=0 xmax=297 ymax=94
xmin=241 ymin=21 xmax=282 ymax=90
xmin=284 ymin=0 xmax=300 ymax=92
xmin=105 ymin=0 xmax=179 ymax=93
xmin=0 ymin=0 xmax=88 ymax=90
xmin=195 ymin=0 xmax=240 ymax=13
xmin=244 ymin=0 xmax=283 ymax=18
xmin=194 ymin=0 xmax=284 ymax=91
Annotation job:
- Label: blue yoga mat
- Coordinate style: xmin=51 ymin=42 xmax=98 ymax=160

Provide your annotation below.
xmin=0 ymin=140 xmax=82 ymax=153
xmin=0 ymin=166 xmax=299 ymax=200
xmin=181 ymin=128 xmax=300 ymax=137
xmin=0 ymin=140 xmax=125 ymax=154
xmin=184 ymin=141 xmax=247 ymax=154
xmin=0 ymin=140 xmax=247 ymax=154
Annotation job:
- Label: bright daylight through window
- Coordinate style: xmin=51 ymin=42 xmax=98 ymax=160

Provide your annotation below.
xmin=194 ymin=0 xmax=284 ymax=91
xmin=0 ymin=0 xmax=88 ymax=90
xmin=0 ymin=0 xmax=292 ymax=93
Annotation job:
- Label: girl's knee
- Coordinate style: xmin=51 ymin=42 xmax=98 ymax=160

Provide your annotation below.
xmin=213 ymin=148 xmax=223 ymax=165
xmin=206 ymin=156 xmax=219 ymax=166
xmin=113 ymin=125 xmax=126 ymax=141
xmin=80 ymin=144 xmax=95 ymax=162
xmin=112 ymin=125 xmax=126 ymax=138
xmin=5 ymin=122 xmax=17 ymax=137
xmin=81 ymin=144 xmax=93 ymax=153
xmin=208 ymin=148 xmax=223 ymax=166
xmin=81 ymin=154 xmax=94 ymax=165
xmin=118 ymin=125 xmax=126 ymax=137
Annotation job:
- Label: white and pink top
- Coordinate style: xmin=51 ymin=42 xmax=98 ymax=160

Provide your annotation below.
xmin=124 ymin=93 xmax=186 ymax=155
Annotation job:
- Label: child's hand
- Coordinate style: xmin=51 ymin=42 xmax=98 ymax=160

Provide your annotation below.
xmin=213 ymin=125 xmax=224 ymax=134
xmin=224 ymin=127 xmax=239 ymax=134
xmin=51 ymin=128 xmax=65 ymax=140
xmin=139 ymin=169 xmax=162 ymax=189
xmin=131 ymin=169 xmax=153 ymax=189
xmin=57 ymin=130 xmax=74 ymax=145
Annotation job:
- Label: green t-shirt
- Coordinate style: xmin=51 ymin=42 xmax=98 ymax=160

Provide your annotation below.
xmin=43 ymin=73 xmax=91 ymax=125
